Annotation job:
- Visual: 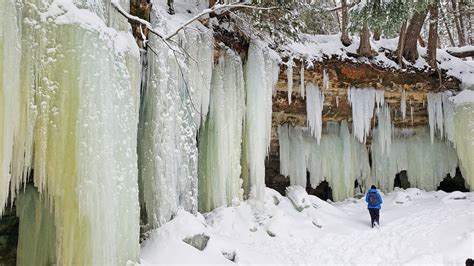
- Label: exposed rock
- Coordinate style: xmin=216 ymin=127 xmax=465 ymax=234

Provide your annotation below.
xmin=182 ymin=234 xmax=210 ymax=251
xmin=0 ymin=207 xmax=18 ymax=266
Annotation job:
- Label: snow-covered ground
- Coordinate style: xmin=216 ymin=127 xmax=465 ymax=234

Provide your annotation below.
xmin=140 ymin=187 xmax=474 ymax=265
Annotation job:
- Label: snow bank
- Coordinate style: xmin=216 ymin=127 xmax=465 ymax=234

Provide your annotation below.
xmin=442 ymin=191 xmax=468 ymax=203
xmin=141 ymin=188 xmax=474 ymax=265
xmin=285 ymin=186 xmax=311 ymax=211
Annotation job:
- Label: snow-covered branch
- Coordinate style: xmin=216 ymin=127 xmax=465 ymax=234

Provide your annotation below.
xmin=112 ymin=1 xmax=277 ymax=41
xmin=446 ymin=45 xmax=474 ymax=58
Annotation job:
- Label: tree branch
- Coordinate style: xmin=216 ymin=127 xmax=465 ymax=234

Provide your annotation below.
xmin=446 ymin=45 xmax=474 ymax=57
xmin=112 ymin=0 xmax=277 ymax=41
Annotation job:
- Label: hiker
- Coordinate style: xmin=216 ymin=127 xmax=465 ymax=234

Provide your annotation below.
xmin=365 ymin=185 xmax=383 ymax=228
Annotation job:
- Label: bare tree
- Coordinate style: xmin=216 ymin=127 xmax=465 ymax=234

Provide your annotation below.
xmin=439 ymin=3 xmax=456 ymax=47
xmin=357 ymin=21 xmax=373 ymax=57
xmin=451 ymin=0 xmax=466 ymax=46
xmin=396 ymin=20 xmax=407 ymax=66
xmin=427 ymin=1 xmax=439 ymax=70
xmin=402 ymin=10 xmax=428 ymax=62
xmin=340 ymin=0 xmax=352 ymax=46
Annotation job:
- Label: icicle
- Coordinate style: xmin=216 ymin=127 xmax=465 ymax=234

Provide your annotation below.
xmin=375 ymin=90 xmax=385 ymax=108
xmin=410 ymin=98 xmax=414 ymax=124
xmin=376 ymin=104 xmax=392 ymax=155
xmin=453 ymin=102 xmax=474 ymax=191
xmin=401 ymin=89 xmax=407 ymax=120
xmin=0 ymin=0 xmax=22 ymax=214
xmin=348 ymin=87 xmax=377 ymax=143
xmin=198 ymin=49 xmax=245 ymax=212
xmin=442 ymin=92 xmax=455 ymax=143
xmin=279 ymin=123 xmax=371 ymax=201
xmin=336 ymin=96 xmax=339 ymax=108
xmin=323 ymin=67 xmax=329 ymax=89
xmin=427 ymin=92 xmax=444 ymax=143
xmin=287 ymin=59 xmax=293 ymax=104
xmin=278 ymin=124 xmax=290 ymax=177
xmin=300 ymin=60 xmax=305 ymax=99
xmin=306 ymin=83 xmax=325 ymax=144
xmin=371 ymin=127 xmax=458 ymax=192
xmin=241 ymin=41 xmax=279 ymax=201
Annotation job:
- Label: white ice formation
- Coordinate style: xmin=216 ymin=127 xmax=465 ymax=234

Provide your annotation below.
xmin=241 ymin=41 xmax=280 ymax=201
xmin=348 ymin=87 xmax=378 ymax=143
xmin=278 ymin=122 xmax=371 ymax=201
xmin=1 ymin=0 xmax=141 ymax=264
xmin=138 ymin=23 xmax=213 ymax=228
xmin=287 ymin=59 xmax=293 ymax=104
xmin=300 ymin=61 xmax=305 ymax=99
xmin=371 ymin=127 xmax=458 ymax=192
xmin=401 ymin=89 xmax=407 ymax=120
xmin=198 ymin=48 xmax=245 ymax=212
xmin=306 ymin=83 xmax=325 ymax=144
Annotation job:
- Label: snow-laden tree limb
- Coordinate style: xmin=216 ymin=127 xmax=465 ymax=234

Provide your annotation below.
xmin=446 ymin=45 xmax=474 ymax=58
xmin=112 ymin=0 xmax=277 ymax=41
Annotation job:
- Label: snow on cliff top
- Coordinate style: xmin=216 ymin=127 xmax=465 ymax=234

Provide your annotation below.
xmin=282 ymin=34 xmax=474 ymax=88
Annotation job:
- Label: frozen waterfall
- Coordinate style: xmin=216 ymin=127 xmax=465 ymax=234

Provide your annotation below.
xmin=198 ymin=48 xmax=245 ymax=212
xmin=1 ymin=0 xmax=141 ymax=264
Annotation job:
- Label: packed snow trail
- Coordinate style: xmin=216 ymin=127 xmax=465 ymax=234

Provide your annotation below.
xmin=141 ymin=188 xmax=474 ymax=265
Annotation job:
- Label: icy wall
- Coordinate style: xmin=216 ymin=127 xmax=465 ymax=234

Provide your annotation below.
xmin=279 ymin=122 xmax=371 ymax=201
xmin=279 ymin=85 xmax=474 ymax=198
xmin=138 ymin=24 xmax=213 ymax=228
xmin=371 ymin=127 xmax=458 ymax=192
xmin=198 ymin=48 xmax=245 ymax=212
xmin=1 ymin=0 xmax=141 ymax=264
xmin=241 ymin=42 xmax=280 ymax=201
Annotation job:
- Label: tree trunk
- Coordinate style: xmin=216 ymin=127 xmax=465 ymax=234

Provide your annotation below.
xmin=403 ymin=10 xmax=427 ymax=62
xmin=418 ymin=35 xmax=426 ymax=47
xmin=357 ymin=21 xmax=373 ymax=57
xmin=427 ymin=1 xmax=438 ymax=71
xmin=340 ymin=0 xmax=352 ymax=46
xmin=439 ymin=4 xmax=456 ymax=47
xmin=451 ymin=0 xmax=466 ymax=46
xmin=396 ymin=20 xmax=407 ymax=66
xmin=373 ymin=30 xmax=381 ymax=41
xmin=458 ymin=0 xmax=469 ymax=45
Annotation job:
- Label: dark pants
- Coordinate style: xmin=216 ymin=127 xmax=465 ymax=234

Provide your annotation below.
xmin=368 ymin=208 xmax=380 ymax=227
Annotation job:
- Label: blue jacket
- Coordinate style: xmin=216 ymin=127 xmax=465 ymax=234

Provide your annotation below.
xmin=365 ymin=189 xmax=382 ymax=209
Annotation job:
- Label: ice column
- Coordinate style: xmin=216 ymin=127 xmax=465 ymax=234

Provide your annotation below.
xmin=198 ymin=49 xmax=245 ymax=212
xmin=452 ymin=93 xmax=474 ymax=190
xmin=241 ymin=41 xmax=279 ymax=200
xmin=348 ymin=87 xmax=376 ymax=143
xmin=376 ymin=104 xmax=392 ymax=155
xmin=401 ymin=90 xmax=407 ymax=120
xmin=287 ymin=59 xmax=293 ymax=104
xmin=139 ymin=25 xmax=213 ymax=227
xmin=2 ymin=0 xmax=143 ymax=264
xmin=0 ymin=0 xmax=22 ymax=214
xmin=427 ymin=92 xmax=444 ymax=143
xmin=323 ymin=68 xmax=329 ymax=89
xmin=371 ymin=127 xmax=458 ymax=192
xmin=306 ymin=83 xmax=325 ymax=144
xmin=279 ymin=123 xmax=371 ymax=201
xmin=300 ymin=61 xmax=305 ymax=99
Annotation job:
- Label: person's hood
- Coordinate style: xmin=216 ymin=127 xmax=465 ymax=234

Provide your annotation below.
xmin=368 ymin=188 xmax=378 ymax=193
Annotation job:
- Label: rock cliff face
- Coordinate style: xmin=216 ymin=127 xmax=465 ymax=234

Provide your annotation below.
xmin=267 ymin=58 xmax=461 ymax=197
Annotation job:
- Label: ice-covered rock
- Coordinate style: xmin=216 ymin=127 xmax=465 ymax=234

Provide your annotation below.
xmin=442 ymin=191 xmax=467 ymax=203
xmin=286 ymin=186 xmax=311 ymax=212
xmin=394 ymin=191 xmax=411 ymax=205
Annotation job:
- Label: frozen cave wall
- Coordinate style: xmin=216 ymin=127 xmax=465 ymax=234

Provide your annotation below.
xmin=1 ymin=0 xmax=141 ymax=264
